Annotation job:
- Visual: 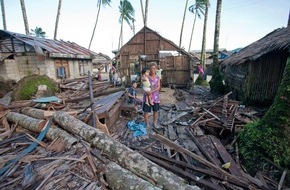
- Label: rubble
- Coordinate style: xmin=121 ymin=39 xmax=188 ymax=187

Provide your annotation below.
xmin=0 ymin=75 xmax=288 ymax=189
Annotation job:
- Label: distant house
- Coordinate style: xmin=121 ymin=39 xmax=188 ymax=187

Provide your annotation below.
xmin=0 ymin=30 xmax=98 ymax=82
xmin=221 ymin=27 xmax=290 ymax=106
xmin=92 ymin=52 xmax=111 ymax=73
xmin=114 ymin=26 xmax=197 ymax=87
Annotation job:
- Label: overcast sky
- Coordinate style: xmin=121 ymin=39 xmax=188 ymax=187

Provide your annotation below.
xmin=1 ymin=0 xmax=289 ymax=57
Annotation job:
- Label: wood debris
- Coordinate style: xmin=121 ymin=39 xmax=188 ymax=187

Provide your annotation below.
xmin=0 ymin=78 xmax=288 ymax=190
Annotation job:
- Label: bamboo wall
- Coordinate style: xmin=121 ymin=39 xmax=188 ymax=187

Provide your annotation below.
xmin=224 ymin=51 xmax=287 ymax=106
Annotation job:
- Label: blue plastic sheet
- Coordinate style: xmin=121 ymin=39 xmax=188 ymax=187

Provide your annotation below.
xmin=32 ymin=96 xmax=60 ymax=103
xmin=126 ymin=120 xmax=147 ymax=137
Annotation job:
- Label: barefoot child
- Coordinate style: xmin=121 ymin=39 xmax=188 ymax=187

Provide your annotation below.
xmin=141 ymin=68 xmax=154 ymax=106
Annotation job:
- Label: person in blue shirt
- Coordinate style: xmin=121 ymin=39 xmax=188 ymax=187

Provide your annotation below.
xmin=127 ymin=80 xmax=142 ymax=111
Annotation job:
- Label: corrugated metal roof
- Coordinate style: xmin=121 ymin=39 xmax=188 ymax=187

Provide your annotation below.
xmin=0 ymin=30 xmax=98 ymax=58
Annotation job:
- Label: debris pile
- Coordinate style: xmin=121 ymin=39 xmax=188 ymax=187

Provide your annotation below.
xmin=0 ymin=76 xmax=288 ymax=189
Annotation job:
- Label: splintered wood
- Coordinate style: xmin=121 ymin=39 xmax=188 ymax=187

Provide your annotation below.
xmin=0 ymin=83 xmax=288 ymax=190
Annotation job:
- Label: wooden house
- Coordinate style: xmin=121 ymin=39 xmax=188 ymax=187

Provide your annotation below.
xmin=0 ymin=30 xmax=98 ymax=82
xmin=221 ymin=27 xmax=290 ymax=106
xmin=92 ymin=52 xmax=111 ymax=74
xmin=114 ymin=26 xmax=197 ymax=87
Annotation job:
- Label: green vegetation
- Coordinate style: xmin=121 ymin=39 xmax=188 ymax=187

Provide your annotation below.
xmin=12 ymin=75 xmax=58 ymax=100
xmin=239 ymin=121 xmax=290 ymax=175
xmin=209 ymin=64 xmax=224 ymax=93
xmin=195 ymin=75 xmax=209 ymax=86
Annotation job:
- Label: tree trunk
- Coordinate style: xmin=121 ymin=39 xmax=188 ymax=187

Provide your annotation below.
xmin=104 ymin=162 xmax=162 ymax=190
xmin=53 ymin=112 xmax=200 ymax=190
xmin=188 ymin=12 xmax=197 ymax=52
xmin=6 ymin=112 xmax=46 ymax=132
xmin=200 ymin=2 xmax=208 ymax=70
xmin=20 ymin=0 xmax=29 ymax=35
xmin=53 ymin=0 xmax=62 ymax=40
xmin=140 ymin=0 xmax=145 ymax=25
xmin=118 ymin=1 xmax=125 ymax=50
xmin=88 ymin=0 xmax=101 ymax=49
xmin=179 ymin=0 xmax=189 ymax=48
xmin=144 ymin=0 xmax=149 ymax=26
xmin=6 ymin=112 xmax=77 ymax=148
xmin=1 ymin=0 xmax=6 ymax=30
xmin=209 ymin=0 xmax=224 ymax=93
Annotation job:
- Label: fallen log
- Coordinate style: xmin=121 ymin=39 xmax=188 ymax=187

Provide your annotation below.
xmin=21 ymin=107 xmax=79 ymax=119
xmin=53 ymin=112 xmax=200 ymax=190
xmin=6 ymin=112 xmax=46 ymax=132
xmin=6 ymin=112 xmax=77 ymax=149
xmin=104 ymin=162 xmax=162 ymax=190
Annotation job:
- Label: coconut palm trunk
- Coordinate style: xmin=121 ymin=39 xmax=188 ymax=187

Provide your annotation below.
xmin=144 ymin=0 xmax=149 ymax=26
xmin=179 ymin=0 xmax=189 ymax=48
xmin=209 ymin=0 xmax=224 ymax=93
xmin=200 ymin=1 xmax=209 ymax=77
xmin=20 ymin=0 xmax=29 ymax=35
xmin=54 ymin=0 xmax=62 ymax=40
xmin=188 ymin=12 xmax=197 ymax=52
xmin=1 ymin=0 xmax=6 ymax=30
xmin=89 ymin=1 xmax=101 ymax=49
xmin=88 ymin=0 xmax=111 ymax=50
xmin=140 ymin=0 xmax=145 ymax=25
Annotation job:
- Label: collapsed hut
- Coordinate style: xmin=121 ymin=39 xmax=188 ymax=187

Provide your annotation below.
xmin=221 ymin=27 xmax=290 ymax=106
xmin=114 ymin=26 xmax=198 ymax=88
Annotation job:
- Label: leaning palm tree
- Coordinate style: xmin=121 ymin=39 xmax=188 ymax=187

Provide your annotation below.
xmin=20 ymin=0 xmax=29 ymax=35
xmin=1 ymin=0 xmax=7 ymax=30
xmin=88 ymin=0 xmax=111 ymax=49
xmin=200 ymin=0 xmax=209 ymax=73
xmin=188 ymin=0 xmax=206 ymax=52
xmin=118 ymin=0 xmax=135 ymax=50
xmin=209 ymin=0 xmax=224 ymax=93
xmin=30 ymin=27 xmax=46 ymax=38
xmin=179 ymin=0 xmax=189 ymax=48
xmin=54 ymin=0 xmax=62 ymax=40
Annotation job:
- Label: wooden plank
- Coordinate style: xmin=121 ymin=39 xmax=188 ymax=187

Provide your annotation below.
xmin=185 ymin=128 xmax=219 ymax=166
xmin=209 ymin=135 xmax=242 ymax=176
xmin=162 ymin=112 xmax=187 ymax=126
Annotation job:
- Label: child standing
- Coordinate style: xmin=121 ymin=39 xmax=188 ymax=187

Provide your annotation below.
xmin=141 ymin=67 xmax=154 ymax=106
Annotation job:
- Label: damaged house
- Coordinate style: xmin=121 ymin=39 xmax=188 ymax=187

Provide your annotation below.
xmin=0 ymin=30 xmax=98 ymax=82
xmin=115 ymin=26 xmax=198 ymax=87
xmin=221 ymin=27 xmax=290 ymax=106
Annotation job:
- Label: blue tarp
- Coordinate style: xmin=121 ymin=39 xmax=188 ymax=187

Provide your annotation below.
xmin=126 ymin=120 xmax=147 ymax=137
xmin=32 ymin=96 xmax=60 ymax=103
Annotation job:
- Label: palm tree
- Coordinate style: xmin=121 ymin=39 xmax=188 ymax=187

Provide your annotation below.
xmin=144 ymin=0 xmax=149 ymax=26
xmin=20 ymin=0 xmax=29 ymax=35
xmin=140 ymin=0 xmax=145 ymax=25
xmin=118 ymin=0 xmax=135 ymax=50
xmin=179 ymin=0 xmax=189 ymax=48
xmin=1 ymin=0 xmax=6 ymax=30
xmin=54 ymin=0 xmax=62 ymax=40
xmin=209 ymin=0 xmax=224 ymax=93
xmin=30 ymin=27 xmax=46 ymax=38
xmin=88 ymin=0 xmax=111 ymax=50
xmin=200 ymin=0 xmax=209 ymax=74
xmin=188 ymin=0 xmax=206 ymax=52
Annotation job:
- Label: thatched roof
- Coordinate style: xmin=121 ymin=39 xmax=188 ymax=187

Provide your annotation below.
xmin=221 ymin=27 xmax=290 ymax=66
